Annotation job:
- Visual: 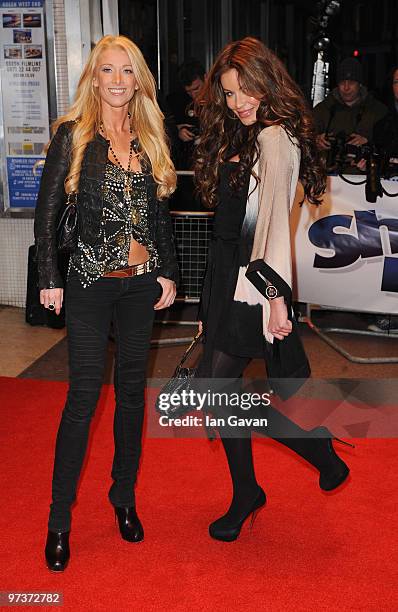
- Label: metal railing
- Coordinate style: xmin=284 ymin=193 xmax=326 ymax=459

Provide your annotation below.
xmin=151 ymin=170 xmax=213 ymax=346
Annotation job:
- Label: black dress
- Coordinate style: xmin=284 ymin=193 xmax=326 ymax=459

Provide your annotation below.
xmin=198 ymin=162 xmax=267 ymax=372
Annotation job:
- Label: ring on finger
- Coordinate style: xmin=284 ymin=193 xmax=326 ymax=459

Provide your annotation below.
xmin=48 ymin=302 xmax=55 ymax=311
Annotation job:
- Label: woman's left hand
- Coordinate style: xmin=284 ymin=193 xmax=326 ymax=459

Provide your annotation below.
xmin=268 ymin=297 xmax=292 ymax=340
xmin=154 ymin=276 xmax=177 ymax=310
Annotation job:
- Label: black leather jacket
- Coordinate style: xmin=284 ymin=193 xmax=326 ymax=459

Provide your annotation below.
xmin=34 ymin=121 xmax=179 ymax=289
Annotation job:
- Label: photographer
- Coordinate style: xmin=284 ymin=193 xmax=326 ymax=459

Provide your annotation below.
xmin=166 ymin=59 xmax=205 ymax=169
xmin=313 ymin=58 xmax=387 ymax=171
xmin=356 ymin=66 xmax=398 ymax=175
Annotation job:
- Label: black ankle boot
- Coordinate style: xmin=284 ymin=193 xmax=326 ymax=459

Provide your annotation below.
xmin=114 ymin=507 xmax=144 ymax=543
xmin=209 ymin=487 xmax=266 ymax=542
xmin=45 ymin=530 xmax=70 ymax=572
xmin=250 ymin=404 xmax=353 ymax=491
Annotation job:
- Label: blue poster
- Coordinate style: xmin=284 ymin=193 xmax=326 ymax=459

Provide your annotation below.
xmin=6 ymin=156 xmax=43 ymax=207
xmin=0 ymin=0 xmax=49 ymax=208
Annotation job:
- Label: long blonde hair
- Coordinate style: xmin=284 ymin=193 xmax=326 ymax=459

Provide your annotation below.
xmin=50 ymin=35 xmax=176 ymax=199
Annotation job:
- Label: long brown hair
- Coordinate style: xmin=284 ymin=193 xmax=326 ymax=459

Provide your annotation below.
xmin=49 ymin=35 xmax=176 ymax=199
xmin=194 ymin=37 xmax=325 ymax=207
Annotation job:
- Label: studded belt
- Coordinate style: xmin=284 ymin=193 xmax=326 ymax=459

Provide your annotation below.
xmin=103 ymin=259 xmax=156 ymax=278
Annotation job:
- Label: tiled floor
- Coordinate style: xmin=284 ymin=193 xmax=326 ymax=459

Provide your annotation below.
xmin=0 ymin=306 xmax=66 ymax=377
xmin=1 ymin=303 xmax=398 ymax=383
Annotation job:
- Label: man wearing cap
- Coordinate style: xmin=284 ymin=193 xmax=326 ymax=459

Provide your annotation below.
xmin=313 ymin=57 xmax=387 ymax=153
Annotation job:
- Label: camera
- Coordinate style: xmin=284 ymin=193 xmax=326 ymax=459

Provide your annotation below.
xmin=324 ymin=132 xmax=389 ymax=203
xmin=325 ymin=132 xmax=379 ymax=170
xmin=189 ymin=125 xmax=200 ymax=137
xmin=325 ymin=131 xmax=347 ymax=171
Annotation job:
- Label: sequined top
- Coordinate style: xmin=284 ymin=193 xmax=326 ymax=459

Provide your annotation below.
xmin=70 ymin=161 xmax=159 ymax=288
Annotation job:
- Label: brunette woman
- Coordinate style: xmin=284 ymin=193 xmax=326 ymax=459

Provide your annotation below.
xmin=35 ymin=35 xmax=178 ymax=570
xmin=195 ymin=37 xmax=351 ymax=542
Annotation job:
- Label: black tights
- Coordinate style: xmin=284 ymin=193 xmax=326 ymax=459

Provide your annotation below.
xmin=198 ymin=349 xmax=325 ymax=519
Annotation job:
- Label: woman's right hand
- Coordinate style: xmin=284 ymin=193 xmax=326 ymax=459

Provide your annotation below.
xmin=198 ymin=320 xmax=203 ymax=335
xmin=268 ymin=298 xmax=292 ymax=340
xmin=40 ymin=288 xmax=64 ymax=315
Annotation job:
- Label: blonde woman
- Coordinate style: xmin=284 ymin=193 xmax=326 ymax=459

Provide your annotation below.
xmin=35 ymin=35 xmax=178 ymax=571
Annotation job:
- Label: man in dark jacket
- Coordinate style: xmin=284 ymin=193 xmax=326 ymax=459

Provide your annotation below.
xmin=313 ymin=57 xmax=387 ymax=165
xmin=166 ymin=59 xmax=205 ymax=169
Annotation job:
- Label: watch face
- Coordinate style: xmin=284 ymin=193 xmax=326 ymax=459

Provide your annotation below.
xmin=265 ymin=285 xmax=278 ymax=299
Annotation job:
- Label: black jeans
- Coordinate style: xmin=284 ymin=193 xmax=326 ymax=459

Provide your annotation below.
xmin=48 ymin=269 xmax=161 ymax=532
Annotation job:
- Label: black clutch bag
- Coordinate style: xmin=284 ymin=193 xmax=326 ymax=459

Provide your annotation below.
xmin=155 ymin=332 xmax=203 ymax=419
xmin=56 ymin=192 xmax=78 ymax=253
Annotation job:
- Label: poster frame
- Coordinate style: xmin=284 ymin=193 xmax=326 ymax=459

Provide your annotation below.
xmin=0 ymin=0 xmax=55 ymax=215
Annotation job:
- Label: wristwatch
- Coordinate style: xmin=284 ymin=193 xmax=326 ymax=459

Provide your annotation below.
xmin=265 ymin=284 xmax=279 ymax=300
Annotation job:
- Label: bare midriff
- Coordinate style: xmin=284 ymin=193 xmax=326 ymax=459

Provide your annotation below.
xmin=128 ymin=240 xmax=149 ymax=265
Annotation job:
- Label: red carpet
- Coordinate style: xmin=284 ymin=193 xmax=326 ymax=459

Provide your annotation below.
xmin=0 ymin=376 xmax=397 ymax=611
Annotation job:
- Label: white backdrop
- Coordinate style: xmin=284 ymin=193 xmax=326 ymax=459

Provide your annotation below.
xmin=292 ymin=176 xmax=398 ymax=314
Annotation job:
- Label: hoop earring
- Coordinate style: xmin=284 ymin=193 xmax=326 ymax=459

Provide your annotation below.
xmin=226 ymin=109 xmax=238 ymax=120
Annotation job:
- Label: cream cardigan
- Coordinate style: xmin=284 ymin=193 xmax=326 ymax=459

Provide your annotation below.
xmin=233 ymin=124 xmax=301 ymax=342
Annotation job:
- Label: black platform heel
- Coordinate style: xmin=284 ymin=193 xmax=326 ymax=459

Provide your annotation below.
xmin=309 ymin=426 xmax=354 ymax=491
xmin=114 ymin=506 xmax=144 ymax=543
xmin=209 ymin=487 xmax=266 ymax=542
xmin=45 ymin=530 xmax=70 ymax=572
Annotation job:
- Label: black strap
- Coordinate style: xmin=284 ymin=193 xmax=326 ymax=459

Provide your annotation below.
xmin=353 ymin=100 xmax=366 ymax=133
xmin=178 ymin=331 xmax=203 ymax=368
xmin=246 ymin=259 xmax=293 ymax=308
xmin=325 ymin=104 xmax=337 ymax=136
